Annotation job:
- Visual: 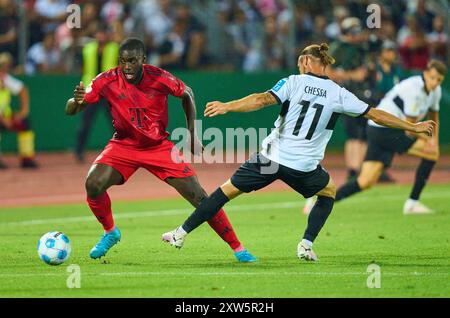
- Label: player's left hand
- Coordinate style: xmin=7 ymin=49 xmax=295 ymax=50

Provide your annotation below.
xmin=204 ymin=101 xmax=227 ymax=117
xmin=412 ymin=120 xmax=436 ymax=137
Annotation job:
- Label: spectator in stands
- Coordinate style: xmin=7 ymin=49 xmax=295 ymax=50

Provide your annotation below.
xmin=427 ymin=15 xmax=448 ymax=62
xmin=226 ymin=6 xmax=263 ymax=72
xmin=372 ymin=40 xmax=404 ymax=105
xmin=78 ymin=3 xmax=101 ymax=40
xmin=327 ymin=17 xmax=369 ymax=181
xmin=398 ymin=15 xmax=429 ymax=70
xmin=134 ymin=0 xmax=174 ymax=51
xmin=74 ymin=24 xmax=119 ymax=163
xmin=309 ymin=15 xmax=330 ymax=45
xmin=261 ymin=15 xmax=284 ymax=71
xmin=0 ymin=0 xmax=18 ymax=61
xmin=174 ymin=3 xmax=207 ymax=69
xmin=325 ymin=6 xmax=349 ymax=40
xmin=0 ymin=53 xmax=38 ymax=169
xmin=101 ymin=0 xmax=125 ymax=26
xmin=414 ymin=0 xmax=434 ymax=33
xmin=293 ymin=2 xmax=313 ymax=49
xmin=25 ymin=31 xmax=64 ymax=74
xmin=153 ymin=18 xmax=187 ymax=70
xmin=34 ymin=0 xmax=69 ymax=33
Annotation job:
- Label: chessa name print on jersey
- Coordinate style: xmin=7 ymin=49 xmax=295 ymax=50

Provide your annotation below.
xmin=304 ymin=85 xmax=327 ymax=97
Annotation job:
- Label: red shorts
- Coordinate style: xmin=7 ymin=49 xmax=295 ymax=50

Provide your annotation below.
xmin=94 ymin=139 xmax=196 ymax=183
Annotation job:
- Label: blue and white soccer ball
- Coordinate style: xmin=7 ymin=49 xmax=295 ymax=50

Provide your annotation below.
xmin=37 ymin=232 xmax=71 ymax=265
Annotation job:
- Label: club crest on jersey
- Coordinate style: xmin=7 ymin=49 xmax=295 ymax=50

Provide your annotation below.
xmin=272 ymin=79 xmax=286 ymax=92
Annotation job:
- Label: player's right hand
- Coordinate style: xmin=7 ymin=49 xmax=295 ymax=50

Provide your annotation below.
xmin=204 ymin=101 xmax=227 ymax=117
xmin=74 ymin=81 xmax=86 ymax=105
xmin=413 ymin=120 xmax=436 ymax=137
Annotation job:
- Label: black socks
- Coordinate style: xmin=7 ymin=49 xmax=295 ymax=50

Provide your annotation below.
xmin=410 ymin=159 xmax=436 ymax=200
xmin=303 ymin=196 xmax=335 ymax=242
xmin=335 ymin=180 xmax=361 ymax=201
xmin=182 ymin=187 xmax=230 ymax=233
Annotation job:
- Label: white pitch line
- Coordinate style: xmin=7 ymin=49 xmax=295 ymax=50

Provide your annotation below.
xmin=0 ymin=271 xmax=448 ymax=278
xmin=1 ymin=191 xmax=449 ymax=227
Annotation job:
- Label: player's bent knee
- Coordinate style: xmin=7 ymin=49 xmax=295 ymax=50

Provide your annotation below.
xmin=357 ymin=176 xmax=377 ymax=190
xmin=85 ymin=177 xmax=106 ymax=198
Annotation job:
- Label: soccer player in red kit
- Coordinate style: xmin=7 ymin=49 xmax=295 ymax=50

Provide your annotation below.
xmin=65 ymin=38 xmax=255 ymax=262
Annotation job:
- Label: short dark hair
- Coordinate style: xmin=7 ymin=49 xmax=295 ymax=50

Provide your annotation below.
xmin=427 ymin=59 xmax=447 ymax=76
xmin=119 ymin=37 xmax=146 ymax=56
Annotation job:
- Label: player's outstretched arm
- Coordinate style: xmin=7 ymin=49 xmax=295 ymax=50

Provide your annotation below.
xmin=180 ymin=85 xmax=204 ymax=155
xmin=365 ymin=108 xmax=436 ymax=136
xmin=204 ymin=92 xmax=277 ymax=117
xmin=65 ymin=82 xmax=88 ymax=116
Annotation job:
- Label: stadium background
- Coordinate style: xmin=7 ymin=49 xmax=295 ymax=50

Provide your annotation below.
xmin=0 ymin=0 xmax=448 ymax=207
xmin=0 ymin=0 xmax=449 ymax=299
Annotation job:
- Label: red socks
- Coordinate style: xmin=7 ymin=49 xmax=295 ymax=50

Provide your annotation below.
xmin=87 ymin=192 xmax=115 ymax=232
xmin=207 ymin=209 xmax=244 ymax=252
xmin=87 ymin=194 xmax=244 ymax=252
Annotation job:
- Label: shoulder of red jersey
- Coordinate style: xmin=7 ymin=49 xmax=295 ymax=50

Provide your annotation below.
xmin=143 ymin=64 xmax=178 ymax=81
xmin=90 ymin=67 xmax=121 ymax=86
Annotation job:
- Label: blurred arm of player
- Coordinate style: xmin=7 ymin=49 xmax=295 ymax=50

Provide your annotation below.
xmin=180 ymin=85 xmax=204 ymax=155
xmin=326 ymin=66 xmax=367 ymax=83
xmin=65 ymin=81 xmax=88 ymax=115
xmin=204 ymin=92 xmax=277 ymax=117
xmin=365 ymin=108 xmax=436 ymax=137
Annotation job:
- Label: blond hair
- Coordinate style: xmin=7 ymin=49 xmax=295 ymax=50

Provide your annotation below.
xmin=427 ymin=59 xmax=447 ymax=76
xmin=300 ymin=43 xmax=335 ymax=66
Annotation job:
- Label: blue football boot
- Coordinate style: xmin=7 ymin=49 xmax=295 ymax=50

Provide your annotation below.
xmin=90 ymin=227 xmax=121 ymax=259
xmin=234 ymin=249 xmax=257 ymax=263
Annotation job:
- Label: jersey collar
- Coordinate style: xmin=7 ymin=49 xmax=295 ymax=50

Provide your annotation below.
xmin=421 ymin=74 xmax=430 ymax=95
xmin=306 ymin=72 xmax=329 ymax=80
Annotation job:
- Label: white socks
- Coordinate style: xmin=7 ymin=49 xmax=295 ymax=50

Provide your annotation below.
xmin=175 ymin=226 xmax=187 ymax=237
xmin=301 ymin=239 xmax=313 ymax=249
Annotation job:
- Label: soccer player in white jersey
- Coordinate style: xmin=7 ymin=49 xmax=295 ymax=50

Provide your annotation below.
xmin=335 ymin=60 xmax=446 ymax=214
xmin=161 ymin=43 xmax=435 ymax=261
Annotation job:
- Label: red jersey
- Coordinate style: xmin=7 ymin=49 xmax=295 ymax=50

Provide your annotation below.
xmin=84 ymin=64 xmax=186 ymax=148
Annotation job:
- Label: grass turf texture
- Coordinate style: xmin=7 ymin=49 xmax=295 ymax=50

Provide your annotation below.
xmin=0 ymin=184 xmax=449 ymax=297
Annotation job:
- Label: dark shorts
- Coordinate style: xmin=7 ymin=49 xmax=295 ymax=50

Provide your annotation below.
xmin=343 ymin=115 xmax=368 ymax=141
xmin=230 ymin=153 xmax=330 ymax=198
xmin=365 ymin=126 xmax=416 ymax=167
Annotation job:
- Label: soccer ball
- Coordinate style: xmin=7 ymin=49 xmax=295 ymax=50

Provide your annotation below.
xmin=37 ymin=232 xmax=71 ymax=265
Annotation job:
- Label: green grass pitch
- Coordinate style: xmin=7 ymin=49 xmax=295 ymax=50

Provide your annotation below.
xmin=0 ymin=184 xmax=449 ymax=297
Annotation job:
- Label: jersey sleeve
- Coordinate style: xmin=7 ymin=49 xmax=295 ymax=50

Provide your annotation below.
xmin=160 ymin=70 xmax=186 ymax=97
xmin=340 ymin=87 xmax=370 ymax=117
xmin=268 ymin=77 xmax=291 ymax=104
xmin=83 ymin=75 xmax=104 ymax=104
xmin=430 ymin=86 xmax=441 ymax=112
xmin=4 ymin=75 xmax=24 ymax=95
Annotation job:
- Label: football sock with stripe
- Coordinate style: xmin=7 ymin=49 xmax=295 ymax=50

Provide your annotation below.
xmin=303 ymin=196 xmax=334 ymax=242
xmin=207 ymin=209 xmax=243 ymax=251
xmin=409 ymin=159 xmax=436 ymax=200
xmin=335 ymin=179 xmax=361 ymax=201
xmin=182 ymin=187 xmax=230 ymax=233
xmin=87 ymin=192 xmax=115 ymax=232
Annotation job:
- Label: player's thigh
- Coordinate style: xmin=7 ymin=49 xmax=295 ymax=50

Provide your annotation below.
xmin=280 ymin=165 xmax=330 ymax=199
xmin=356 ymin=161 xmax=384 ymax=189
xmin=165 ymin=175 xmax=208 ymax=207
xmin=407 ymin=138 xmax=439 ymax=161
xmin=316 ymin=177 xmax=336 ymax=199
xmin=229 ymin=153 xmax=279 ymax=194
xmin=85 ymin=163 xmax=124 ymax=195
xmin=220 ymin=179 xmax=244 ymax=200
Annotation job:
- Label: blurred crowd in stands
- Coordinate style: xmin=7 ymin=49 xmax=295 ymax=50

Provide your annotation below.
xmin=0 ymin=0 xmax=448 ymax=75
